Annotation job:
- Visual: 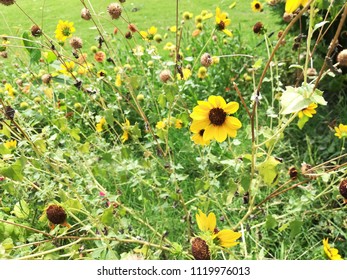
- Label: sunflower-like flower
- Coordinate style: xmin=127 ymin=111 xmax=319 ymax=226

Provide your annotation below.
xmin=285 ymin=0 xmax=308 ymax=14
xmin=191 ymin=129 xmax=210 ymax=146
xmin=195 ymin=209 xmax=241 ymax=249
xmin=4 ymin=139 xmax=17 ymax=149
xmin=121 ymin=119 xmax=131 ymax=143
xmin=251 ymin=1 xmax=263 ymax=12
xmin=334 ymin=124 xmax=347 ymax=139
xmin=96 ymin=117 xmax=106 ymax=132
xmin=215 ymin=7 xmax=232 ymax=37
xmin=59 ymin=61 xmax=75 ymax=77
xmin=323 ymin=238 xmax=343 ymax=260
xmin=55 ymin=20 xmax=75 ymax=42
xmin=140 ymin=26 xmax=158 ymax=40
xmin=190 ymin=96 xmax=241 ymax=143
xmin=298 ymin=103 xmax=317 ymax=119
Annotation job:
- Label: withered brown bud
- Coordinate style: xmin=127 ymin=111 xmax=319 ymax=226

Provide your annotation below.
xmin=200 ymin=53 xmax=212 ymax=68
xmin=301 ymin=163 xmax=316 ymax=179
xmin=339 ymin=179 xmax=347 ymax=202
xmin=337 ymin=49 xmax=347 ymax=67
xmin=253 ymin=22 xmax=264 ymax=34
xmin=107 ymin=3 xmax=122 ymax=20
xmin=70 ymin=37 xmax=83 ymax=49
xmin=125 ymin=31 xmax=132 ymax=39
xmin=128 ymin=23 xmax=137 ymax=33
xmin=191 ymin=237 xmax=210 ymax=260
xmin=307 ymin=67 xmax=317 ymax=77
xmin=41 ymin=73 xmax=52 ymax=84
xmin=31 ymin=25 xmax=42 ymax=37
xmin=0 ymin=51 xmax=8 ymax=58
xmin=0 ymin=0 xmax=15 ymax=6
xmin=288 ymin=166 xmax=298 ymax=179
xmin=283 ymin=12 xmax=293 ymax=23
xmin=81 ymin=7 xmax=92 ymax=20
xmin=46 ymin=205 xmax=67 ymax=225
xmin=159 ymin=69 xmax=172 ymax=83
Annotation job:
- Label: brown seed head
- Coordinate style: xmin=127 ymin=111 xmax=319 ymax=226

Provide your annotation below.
xmin=31 ymin=25 xmax=42 ymax=37
xmin=70 ymin=37 xmax=83 ymax=49
xmin=159 ymin=69 xmax=172 ymax=83
xmin=191 ymin=237 xmax=210 ymax=260
xmin=301 ymin=163 xmax=317 ymax=179
xmin=0 ymin=51 xmax=8 ymax=58
xmin=283 ymin=12 xmax=293 ymax=23
xmin=337 ymin=49 xmax=347 ymax=67
xmin=307 ymin=67 xmax=317 ymax=77
xmin=41 ymin=73 xmax=52 ymax=84
xmin=288 ymin=166 xmax=298 ymax=179
xmin=46 ymin=205 xmax=67 ymax=225
xmin=0 ymin=0 xmax=15 ymax=6
xmin=253 ymin=22 xmax=264 ymax=34
xmin=339 ymin=179 xmax=347 ymax=200
xmin=128 ymin=23 xmax=137 ymax=33
xmin=81 ymin=7 xmax=92 ymax=20
xmin=200 ymin=53 xmax=212 ymax=67
xmin=108 ymin=3 xmax=122 ymax=20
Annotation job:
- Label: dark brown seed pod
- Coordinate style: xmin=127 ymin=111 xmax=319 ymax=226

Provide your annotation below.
xmin=31 ymin=25 xmax=42 ymax=37
xmin=191 ymin=237 xmax=210 ymax=260
xmin=339 ymin=179 xmax=347 ymax=202
xmin=288 ymin=166 xmax=298 ymax=179
xmin=46 ymin=205 xmax=67 ymax=225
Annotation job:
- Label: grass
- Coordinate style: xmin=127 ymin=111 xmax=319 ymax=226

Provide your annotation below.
xmin=0 ymin=1 xmax=287 ymax=48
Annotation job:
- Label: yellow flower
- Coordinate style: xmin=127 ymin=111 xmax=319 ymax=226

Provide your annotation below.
xmin=59 ymin=61 xmax=75 ymax=77
xmin=97 ymin=70 xmax=107 ymax=78
xmin=148 ymin=26 xmax=157 ymax=35
xmin=115 ymin=74 xmax=122 ymax=87
xmin=182 ymin=11 xmax=193 ymax=20
xmin=169 ymin=26 xmax=177 ymax=33
xmin=334 ymin=124 xmax=347 ymax=139
xmin=191 ymin=129 xmax=211 ymax=146
xmin=175 ymin=119 xmax=183 ymax=129
xmin=215 ymin=7 xmax=232 ymax=37
xmin=196 ymin=209 xmax=241 ymax=249
xmin=55 ymin=20 xmax=75 ymax=42
xmin=323 ymin=238 xmax=343 ymax=260
xmin=4 ymin=83 xmax=15 ymax=97
xmin=177 ymin=68 xmax=192 ymax=81
xmin=298 ymin=103 xmax=317 ymax=119
xmin=251 ymin=1 xmax=264 ymax=12
xmin=4 ymin=139 xmax=17 ymax=149
xmin=196 ymin=209 xmax=216 ymax=232
xmin=121 ymin=131 xmax=129 ymax=143
xmin=96 ymin=117 xmax=106 ymax=132
xmin=78 ymin=62 xmax=93 ymax=75
xmin=190 ymin=96 xmax=242 ymax=143
xmin=285 ymin=0 xmax=308 ymax=14
xmin=156 ymin=120 xmax=166 ymax=130
xmin=197 ymin=66 xmax=207 ymax=79
xmin=201 ymin=10 xmax=213 ymax=20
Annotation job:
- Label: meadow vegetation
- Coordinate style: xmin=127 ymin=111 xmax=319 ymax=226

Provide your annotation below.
xmin=0 ymin=0 xmax=346 ymax=260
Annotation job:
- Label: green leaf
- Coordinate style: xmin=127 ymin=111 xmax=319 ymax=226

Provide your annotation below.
xmin=0 ymin=144 xmax=11 ymax=155
xmin=297 ymin=114 xmax=309 ymax=129
xmin=104 ymin=109 xmax=114 ymax=126
xmin=34 ymin=138 xmax=47 ymax=153
xmin=252 ymin=58 xmax=263 ymax=70
xmin=258 ymin=156 xmax=281 ymax=186
xmin=45 ymin=51 xmax=57 ymax=64
xmin=0 ymin=121 xmax=11 ymax=138
xmin=1 ymin=238 xmax=14 ymax=251
xmin=0 ymin=157 xmax=26 ymax=181
xmin=289 ymin=220 xmax=303 ymax=238
xmin=280 ymin=86 xmax=311 ymax=115
xmin=101 ymin=206 xmax=114 ymax=226
xmin=69 ymin=128 xmax=81 ymax=141
xmin=78 ymin=142 xmax=90 ymax=153
xmin=30 ymin=49 xmax=41 ymax=64
xmin=158 ymin=94 xmax=166 ymax=109
xmin=265 ymin=215 xmax=277 ymax=230
xmin=13 ymin=200 xmax=30 ymax=219
xmin=65 ymin=198 xmax=83 ymax=213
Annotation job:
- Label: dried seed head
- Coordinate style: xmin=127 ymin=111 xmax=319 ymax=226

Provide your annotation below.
xmin=288 ymin=166 xmax=298 ymax=180
xmin=339 ymin=179 xmax=347 ymax=201
xmin=31 ymin=25 xmax=42 ymax=37
xmin=0 ymin=51 xmax=8 ymax=58
xmin=81 ymin=7 xmax=92 ymax=20
xmin=200 ymin=53 xmax=212 ymax=68
xmin=159 ymin=69 xmax=172 ymax=83
xmin=69 ymin=37 xmax=83 ymax=49
xmin=301 ymin=163 xmax=317 ymax=179
xmin=307 ymin=67 xmax=317 ymax=77
xmin=125 ymin=31 xmax=132 ymax=39
xmin=41 ymin=73 xmax=52 ymax=84
xmin=283 ymin=12 xmax=293 ymax=23
xmin=119 ymin=0 xmax=126 ymax=2
xmin=128 ymin=23 xmax=137 ymax=33
xmin=337 ymin=49 xmax=347 ymax=67
xmin=46 ymin=205 xmax=67 ymax=225
xmin=107 ymin=3 xmax=122 ymax=20
xmin=0 ymin=0 xmax=15 ymax=6
xmin=253 ymin=22 xmax=264 ymax=34
xmin=191 ymin=237 xmax=210 ymax=260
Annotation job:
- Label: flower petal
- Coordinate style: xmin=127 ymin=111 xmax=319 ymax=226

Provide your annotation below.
xmin=214 ymin=126 xmax=228 ymax=142
xmin=208 ymin=96 xmax=226 ymax=108
xmin=215 ymin=229 xmax=242 ymax=248
xmin=223 ymin=102 xmax=239 ymax=114
xmin=225 ymin=116 xmax=242 ymax=130
xmin=190 ymin=119 xmax=210 ymax=133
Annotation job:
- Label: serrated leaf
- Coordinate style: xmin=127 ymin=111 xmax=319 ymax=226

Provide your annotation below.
xmin=258 ymin=156 xmax=281 ymax=186
xmin=13 ymin=200 xmax=30 ymax=219
xmin=101 ymin=206 xmax=114 ymax=226
xmin=289 ymin=220 xmax=303 ymax=238
xmin=265 ymin=215 xmax=277 ymax=230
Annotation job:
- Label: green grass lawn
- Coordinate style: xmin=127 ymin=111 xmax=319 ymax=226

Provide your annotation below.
xmin=1 ymin=1 xmax=286 ymax=48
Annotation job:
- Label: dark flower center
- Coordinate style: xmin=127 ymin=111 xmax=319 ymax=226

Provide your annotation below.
xmin=199 ymin=129 xmax=205 ymax=136
xmin=209 ymin=108 xmax=226 ymax=126
xmin=62 ymin=27 xmax=71 ymax=36
xmin=217 ymin=21 xmax=225 ymax=31
xmin=255 ymin=3 xmax=261 ymax=9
